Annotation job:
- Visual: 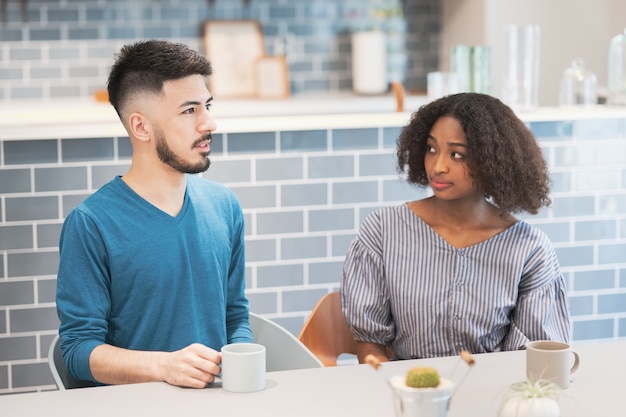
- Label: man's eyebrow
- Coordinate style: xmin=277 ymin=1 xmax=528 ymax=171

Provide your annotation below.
xmin=178 ymin=96 xmax=214 ymax=108
xmin=427 ymin=134 xmax=467 ymax=147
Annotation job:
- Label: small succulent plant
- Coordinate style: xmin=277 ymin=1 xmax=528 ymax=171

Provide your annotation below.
xmin=508 ymin=379 xmax=562 ymax=399
xmin=498 ymin=378 xmax=562 ymax=417
xmin=405 ymin=366 xmax=440 ymax=388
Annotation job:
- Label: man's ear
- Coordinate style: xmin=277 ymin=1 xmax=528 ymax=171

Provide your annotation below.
xmin=128 ymin=112 xmax=151 ymax=142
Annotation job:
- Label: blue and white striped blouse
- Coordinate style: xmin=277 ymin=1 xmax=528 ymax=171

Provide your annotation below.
xmin=341 ymin=204 xmax=571 ymax=359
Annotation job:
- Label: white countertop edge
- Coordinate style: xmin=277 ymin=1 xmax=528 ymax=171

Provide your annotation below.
xmin=0 ymin=112 xmax=414 ymax=140
xmin=1 ymin=96 xmax=625 ymax=140
xmin=520 ymin=105 xmax=626 ymax=122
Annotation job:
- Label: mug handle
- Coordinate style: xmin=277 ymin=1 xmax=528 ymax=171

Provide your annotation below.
xmin=570 ymin=350 xmax=580 ymax=375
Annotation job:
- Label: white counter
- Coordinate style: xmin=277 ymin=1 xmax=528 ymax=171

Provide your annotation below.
xmin=0 ymin=93 xmax=424 ymax=140
xmin=2 ymin=94 xmax=625 ymax=140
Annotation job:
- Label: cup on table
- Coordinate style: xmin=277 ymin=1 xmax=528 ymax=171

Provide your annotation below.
xmin=525 ymin=340 xmax=580 ymax=389
xmin=220 ymin=343 xmax=266 ymax=393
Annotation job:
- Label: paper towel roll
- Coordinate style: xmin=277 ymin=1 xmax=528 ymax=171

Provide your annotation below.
xmin=352 ymin=31 xmax=387 ymax=95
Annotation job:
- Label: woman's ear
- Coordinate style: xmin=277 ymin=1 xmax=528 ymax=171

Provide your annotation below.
xmin=128 ymin=112 xmax=151 ymax=142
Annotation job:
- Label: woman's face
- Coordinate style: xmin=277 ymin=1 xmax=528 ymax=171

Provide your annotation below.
xmin=424 ymin=116 xmax=477 ymax=201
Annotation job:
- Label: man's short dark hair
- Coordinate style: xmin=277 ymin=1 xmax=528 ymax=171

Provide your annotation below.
xmin=107 ymin=40 xmax=212 ymax=117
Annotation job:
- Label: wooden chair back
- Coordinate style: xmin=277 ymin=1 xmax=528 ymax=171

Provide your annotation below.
xmin=298 ymin=291 xmax=358 ymax=366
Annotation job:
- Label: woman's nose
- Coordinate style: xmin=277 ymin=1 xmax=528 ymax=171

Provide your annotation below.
xmin=434 ymin=155 xmax=449 ymax=173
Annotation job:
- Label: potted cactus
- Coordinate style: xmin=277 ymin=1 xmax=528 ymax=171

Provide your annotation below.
xmin=405 ymin=367 xmax=441 ymax=388
xmin=498 ymin=378 xmax=562 ymax=417
xmin=365 ymin=352 xmax=474 ymax=417
xmin=389 ymin=366 xmax=455 ymax=417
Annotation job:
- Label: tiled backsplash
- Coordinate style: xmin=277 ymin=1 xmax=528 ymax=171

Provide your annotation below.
xmin=1 ymin=112 xmax=626 ymax=394
xmin=0 ymin=0 xmax=440 ymax=101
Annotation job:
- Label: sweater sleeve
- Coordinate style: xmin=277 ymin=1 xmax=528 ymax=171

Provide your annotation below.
xmin=56 ymin=208 xmax=109 ymax=382
xmin=224 ymin=192 xmax=253 ymax=344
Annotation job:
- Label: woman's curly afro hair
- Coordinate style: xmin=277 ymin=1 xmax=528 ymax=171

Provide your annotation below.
xmin=396 ymin=93 xmax=551 ymax=215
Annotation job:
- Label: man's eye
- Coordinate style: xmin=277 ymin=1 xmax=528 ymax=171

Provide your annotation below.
xmin=183 ymin=108 xmax=195 ymax=114
xmin=205 ymin=103 xmax=212 ymax=110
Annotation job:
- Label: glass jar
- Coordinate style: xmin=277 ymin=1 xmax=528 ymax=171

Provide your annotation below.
xmin=501 ymin=24 xmax=541 ymax=112
xmin=559 ymin=58 xmax=597 ymax=106
xmin=608 ymin=28 xmax=626 ymax=105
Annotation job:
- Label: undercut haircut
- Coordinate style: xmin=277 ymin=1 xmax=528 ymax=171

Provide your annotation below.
xmin=107 ymin=40 xmax=212 ymax=117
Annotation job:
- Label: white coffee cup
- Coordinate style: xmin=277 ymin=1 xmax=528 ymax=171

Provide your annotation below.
xmin=526 ymin=340 xmax=580 ymax=389
xmin=220 ymin=343 xmax=266 ymax=393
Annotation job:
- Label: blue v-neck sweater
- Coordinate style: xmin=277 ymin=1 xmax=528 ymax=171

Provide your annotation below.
xmin=56 ymin=175 xmax=251 ymax=382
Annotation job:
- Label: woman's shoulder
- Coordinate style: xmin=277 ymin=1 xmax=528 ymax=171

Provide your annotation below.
xmin=357 ymin=204 xmax=420 ymax=243
xmin=362 ymin=204 xmax=415 ymax=225
xmin=502 ymin=220 xmax=555 ymax=250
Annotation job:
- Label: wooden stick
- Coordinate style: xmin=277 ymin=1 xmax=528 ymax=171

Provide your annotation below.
xmin=460 ymin=350 xmax=475 ymax=366
xmin=453 ymin=350 xmax=476 ymax=394
xmin=449 ymin=350 xmax=475 ymax=382
xmin=365 ymin=354 xmax=382 ymax=370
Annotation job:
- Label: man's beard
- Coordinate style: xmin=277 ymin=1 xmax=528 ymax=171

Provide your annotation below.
xmin=155 ymin=131 xmax=211 ymax=174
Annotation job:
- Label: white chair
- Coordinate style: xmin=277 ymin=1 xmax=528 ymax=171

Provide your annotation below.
xmin=249 ymin=312 xmax=323 ymax=372
xmin=48 ymin=334 xmax=96 ymax=390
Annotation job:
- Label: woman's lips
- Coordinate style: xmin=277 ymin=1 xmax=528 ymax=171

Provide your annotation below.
xmin=430 ymin=179 xmax=452 ymax=191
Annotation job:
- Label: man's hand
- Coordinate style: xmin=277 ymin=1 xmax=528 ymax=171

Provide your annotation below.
xmin=89 ymin=342 xmax=222 ymax=388
xmin=160 ymin=343 xmax=222 ymax=388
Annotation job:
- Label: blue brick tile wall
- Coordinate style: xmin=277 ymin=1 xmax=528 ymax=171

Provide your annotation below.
xmin=0 ymin=0 xmax=440 ymax=101
xmin=1 ymin=114 xmax=626 ymax=393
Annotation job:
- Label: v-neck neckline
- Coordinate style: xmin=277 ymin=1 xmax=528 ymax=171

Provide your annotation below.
xmin=398 ymin=203 xmax=521 ymax=251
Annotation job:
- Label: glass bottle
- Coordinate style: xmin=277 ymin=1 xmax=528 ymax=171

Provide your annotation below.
xmin=501 ymin=24 xmax=541 ymax=112
xmin=608 ymin=28 xmax=626 ymax=105
xmin=559 ymin=58 xmax=597 ymax=106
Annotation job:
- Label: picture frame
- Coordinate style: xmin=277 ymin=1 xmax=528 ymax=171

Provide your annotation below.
xmin=255 ymin=55 xmax=290 ymax=98
xmin=203 ymin=20 xmax=265 ymax=98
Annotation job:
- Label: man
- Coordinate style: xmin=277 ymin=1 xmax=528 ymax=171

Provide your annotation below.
xmin=56 ymin=40 xmax=252 ymax=389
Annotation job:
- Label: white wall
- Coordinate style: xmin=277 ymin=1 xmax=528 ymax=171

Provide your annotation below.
xmin=441 ymin=0 xmax=626 ymax=106
xmin=440 ymin=0 xmax=486 ymax=72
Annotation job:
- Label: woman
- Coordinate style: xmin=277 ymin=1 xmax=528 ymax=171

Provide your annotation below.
xmin=341 ymin=93 xmax=570 ymax=363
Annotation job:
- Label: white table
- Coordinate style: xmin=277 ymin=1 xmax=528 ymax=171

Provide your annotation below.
xmin=2 ymin=340 xmax=624 ymax=417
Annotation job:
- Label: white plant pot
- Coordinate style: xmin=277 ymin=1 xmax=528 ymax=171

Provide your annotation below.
xmin=390 ymin=376 xmax=455 ymax=417
xmin=498 ymin=396 xmax=560 ymax=417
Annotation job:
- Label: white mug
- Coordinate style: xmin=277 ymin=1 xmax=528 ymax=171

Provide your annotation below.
xmin=526 ymin=340 xmax=580 ymax=389
xmin=220 ymin=343 xmax=266 ymax=393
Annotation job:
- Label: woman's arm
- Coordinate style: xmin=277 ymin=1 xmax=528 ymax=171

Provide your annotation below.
xmin=356 ymin=341 xmax=391 ymax=364
xmin=505 ymin=231 xmax=571 ymax=349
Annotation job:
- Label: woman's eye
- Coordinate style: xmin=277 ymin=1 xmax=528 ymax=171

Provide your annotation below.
xmin=451 ymin=151 xmax=464 ymax=159
xmin=205 ymin=103 xmax=212 ymax=110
